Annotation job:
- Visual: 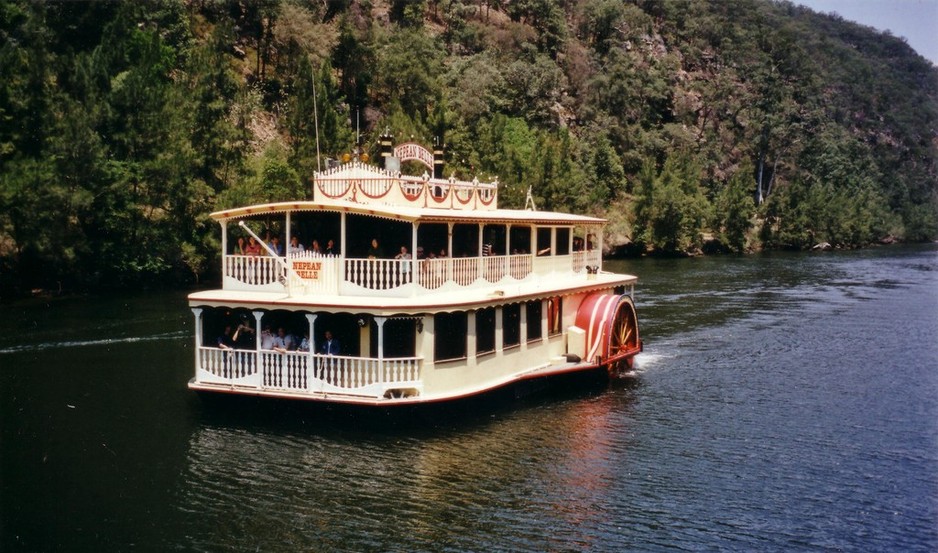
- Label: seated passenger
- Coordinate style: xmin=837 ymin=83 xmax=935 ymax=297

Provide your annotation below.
xmin=269 ymin=235 xmax=283 ymax=256
xmin=244 ymin=236 xmax=262 ymax=256
xmin=273 ymin=327 xmax=295 ymax=352
xmin=367 ymin=238 xmax=383 ymax=259
xmin=288 ymin=236 xmax=305 ymax=256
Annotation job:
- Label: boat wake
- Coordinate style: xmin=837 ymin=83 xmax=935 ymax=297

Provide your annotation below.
xmin=0 ymin=331 xmax=188 ymax=354
xmin=632 ymin=352 xmax=667 ymax=370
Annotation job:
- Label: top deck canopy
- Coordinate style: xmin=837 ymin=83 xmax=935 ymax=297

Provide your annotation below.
xmin=209 ymin=200 xmax=607 ymax=227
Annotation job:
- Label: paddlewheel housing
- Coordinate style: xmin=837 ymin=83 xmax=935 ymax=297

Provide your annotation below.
xmin=574 ymin=292 xmax=642 ymax=373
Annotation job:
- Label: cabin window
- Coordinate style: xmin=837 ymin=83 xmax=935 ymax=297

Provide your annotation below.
xmin=476 ymin=307 xmax=496 ymax=355
xmin=287 ymin=211 xmax=341 ymax=255
xmin=452 ymin=224 xmax=479 ymax=257
xmin=434 ymin=311 xmax=467 ymax=361
xmin=556 ymin=228 xmax=570 ymax=255
xmin=417 ymin=223 xmax=448 ymax=259
xmin=509 ymin=226 xmax=531 ymax=255
xmin=547 ymin=297 xmax=563 ymax=336
xmin=381 ymin=318 xmax=417 ymax=358
xmin=482 ymin=224 xmax=506 ymax=256
xmin=346 ymin=213 xmax=410 ymax=258
xmin=536 ymin=227 xmax=552 ymax=256
xmin=503 ymin=303 xmax=521 ymax=348
xmin=526 ymin=300 xmax=542 ymax=341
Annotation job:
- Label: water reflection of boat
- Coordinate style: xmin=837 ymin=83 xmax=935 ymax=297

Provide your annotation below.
xmin=187 ymin=136 xmax=641 ymax=408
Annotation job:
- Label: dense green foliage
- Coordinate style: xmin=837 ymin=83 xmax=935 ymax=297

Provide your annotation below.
xmin=1 ymin=0 xmax=936 ymax=294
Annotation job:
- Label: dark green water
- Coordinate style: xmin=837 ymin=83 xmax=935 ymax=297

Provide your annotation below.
xmin=2 ymin=245 xmax=937 ymax=551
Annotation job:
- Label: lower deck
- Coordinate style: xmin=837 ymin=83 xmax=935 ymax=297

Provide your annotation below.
xmin=188 ymin=288 xmax=641 ymax=406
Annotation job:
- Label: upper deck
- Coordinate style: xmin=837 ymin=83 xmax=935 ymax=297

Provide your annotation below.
xmin=197 ymin=161 xmax=634 ymax=306
xmin=312 ymin=161 xmax=499 ymax=211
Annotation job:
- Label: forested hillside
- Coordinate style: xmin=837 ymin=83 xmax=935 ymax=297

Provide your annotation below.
xmin=2 ymin=0 xmax=937 ymax=294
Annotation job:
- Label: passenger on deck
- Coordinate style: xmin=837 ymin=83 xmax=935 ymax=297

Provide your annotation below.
xmin=273 ymin=327 xmax=295 ymax=352
xmin=233 ymin=318 xmax=255 ymax=349
xmin=310 ymin=240 xmax=322 ymax=255
xmin=395 ymin=246 xmax=412 ymax=260
xmin=367 ymin=238 xmax=383 ymax=259
xmin=260 ymin=325 xmax=275 ymax=350
xmin=324 ymin=239 xmax=336 ymax=256
xmin=237 ymin=236 xmax=246 ymax=255
xmin=320 ymin=330 xmax=341 ymax=355
xmin=288 ymin=236 xmax=305 ymax=256
xmin=217 ymin=325 xmax=235 ymax=349
xmin=269 ymin=235 xmax=283 ymax=256
xmin=245 ymin=236 xmax=262 ymax=256
xmin=298 ymin=332 xmax=310 ymax=352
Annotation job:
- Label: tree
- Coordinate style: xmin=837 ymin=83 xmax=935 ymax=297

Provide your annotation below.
xmin=633 ymin=152 xmax=711 ymax=253
xmin=715 ymin=161 xmax=756 ymax=251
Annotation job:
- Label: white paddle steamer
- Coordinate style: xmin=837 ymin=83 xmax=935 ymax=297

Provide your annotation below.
xmin=187 ymin=137 xmax=641 ymax=407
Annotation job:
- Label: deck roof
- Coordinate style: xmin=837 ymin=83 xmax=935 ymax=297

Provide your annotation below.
xmin=210 ymin=200 xmax=607 ymax=226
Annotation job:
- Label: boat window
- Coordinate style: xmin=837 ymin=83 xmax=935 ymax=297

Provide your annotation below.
xmin=482 ymin=224 xmax=506 ymax=256
xmin=556 ymin=228 xmax=570 ymax=255
xmin=434 ymin=311 xmax=467 ymax=362
xmin=547 ymin=297 xmax=563 ymax=336
xmin=346 ymin=213 xmax=411 ymax=258
xmin=371 ymin=318 xmax=416 ymax=358
xmin=526 ymin=300 xmax=542 ymax=341
xmin=417 ymin=223 xmax=447 ymax=259
xmin=288 ymin=211 xmax=341 ymax=255
xmin=476 ymin=307 xmax=496 ymax=355
xmin=452 ymin=224 xmax=479 ymax=257
xmin=509 ymin=226 xmax=531 ymax=255
xmin=536 ymin=227 xmax=552 ymax=255
xmin=503 ymin=303 xmax=521 ymax=348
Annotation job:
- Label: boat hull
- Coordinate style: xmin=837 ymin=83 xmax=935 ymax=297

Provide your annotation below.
xmin=190 ymin=362 xmax=635 ymax=425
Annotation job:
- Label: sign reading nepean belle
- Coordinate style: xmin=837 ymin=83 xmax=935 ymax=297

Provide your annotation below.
xmin=393 ymin=142 xmax=434 ymax=170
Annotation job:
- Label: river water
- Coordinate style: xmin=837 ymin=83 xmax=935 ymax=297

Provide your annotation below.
xmin=2 ymin=245 xmax=937 ymax=552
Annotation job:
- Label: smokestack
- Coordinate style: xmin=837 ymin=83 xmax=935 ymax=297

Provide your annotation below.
xmin=379 ymin=132 xmax=393 ymax=169
xmin=433 ymin=137 xmax=445 ymax=179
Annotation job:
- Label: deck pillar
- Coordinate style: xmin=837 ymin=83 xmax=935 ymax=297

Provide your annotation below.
xmin=191 ymin=308 xmax=203 ymax=372
xmin=467 ymin=311 xmax=477 ymax=367
xmin=375 ymin=316 xmax=386 ymax=386
xmin=495 ymin=306 xmax=504 ymax=357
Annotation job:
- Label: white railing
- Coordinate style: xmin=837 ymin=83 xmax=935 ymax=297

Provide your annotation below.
xmin=197 ymin=347 xmax=422 ymax=398
xmin=508 ymin=254 xmax=533 ymax=279
xmin=572 ymin=250 xmax=602 ymax=273
xmin=224 ymin=255 xmax=284 ymax=286
xmin=222 ymin=252 xmax=595 ymax=295
xmin=451 ymin=257 xmax=479 ymax=286
xmin=482 ymin=255 xmax=506 ymax=282
xmin=345 ymin=258 xmax=413 ymax=290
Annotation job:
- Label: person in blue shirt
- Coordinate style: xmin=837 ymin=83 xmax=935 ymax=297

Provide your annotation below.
xmin=320 ymin=330 xmax=341 ymax=355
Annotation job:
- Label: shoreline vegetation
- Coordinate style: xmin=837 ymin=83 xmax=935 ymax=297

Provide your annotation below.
xmin=1 ymin=0 xmax=936 ymax=298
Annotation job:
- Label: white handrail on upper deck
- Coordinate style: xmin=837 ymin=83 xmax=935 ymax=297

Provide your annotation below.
xmin=222 ymin=252 xmax=601 ymax=296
